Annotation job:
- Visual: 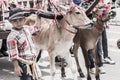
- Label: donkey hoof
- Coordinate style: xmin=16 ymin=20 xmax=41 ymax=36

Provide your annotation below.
xmin=96 ymin=77 xmax=100 ymax=80
xmin=79 ymin=72 xmax=85 ymax=78
xmin=61 ymin=74 xmax=66 ymax=77
xmin=59 ymin=62 xmax=68 ymax=67
xmin=87 ymin=76 xmax=91 ymax=80
xmin=96 ymin=75 xmax=100 ymax=80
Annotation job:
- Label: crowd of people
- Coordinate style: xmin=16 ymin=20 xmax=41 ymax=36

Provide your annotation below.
xmin=0 ymin=0 xmax=118 ymax=80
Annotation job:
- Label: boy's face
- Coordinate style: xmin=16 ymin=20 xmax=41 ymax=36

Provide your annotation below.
xmin=10 ymin=18 xmax=25 ymax=30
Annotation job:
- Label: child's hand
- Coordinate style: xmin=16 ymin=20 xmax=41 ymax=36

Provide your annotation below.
xmin=14 ymin=66 xmax=23 ymax=77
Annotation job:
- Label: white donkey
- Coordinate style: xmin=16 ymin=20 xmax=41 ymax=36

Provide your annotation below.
xmin=25 ymin=5 xmax=92 ymax=80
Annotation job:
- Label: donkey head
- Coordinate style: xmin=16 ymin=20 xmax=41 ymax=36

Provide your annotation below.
xmin=93 ymin=3 xmax=116 ymax=22
xmin=59 ymin=5 xmax=92 ymax=28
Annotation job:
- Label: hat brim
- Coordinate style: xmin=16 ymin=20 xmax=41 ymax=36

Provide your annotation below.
xmin=9 ymin=12 xmax=30 ymax=21
xmin=9 ymin=16 xmax=25 ymax=21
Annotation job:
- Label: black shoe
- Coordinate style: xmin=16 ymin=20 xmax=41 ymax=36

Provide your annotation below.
xmin=0 ymin=52 xmax=4 ymax=57
xmin=55 ymin=57 xmax=68 ymax=67
xmin=0 ymin=51 xmax=8 ymax=56
xmin=69 ymin=46 xmax=74 ymax=57
xmin=59 ymin=61 xmax=68 ymax=67
xmin=69 ymin=46 xmax=73 ymax=54
xmin=55 ymin=56 xmax=61 ymax=62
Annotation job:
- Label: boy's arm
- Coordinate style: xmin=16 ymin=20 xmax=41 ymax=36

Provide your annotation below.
xmin=12 ymin=59 xmax=23 ymax=76
xmin=7 ymin=38 xmax=23 ymax=76
xmin=12 ymin=60 xmax=19 ymax=68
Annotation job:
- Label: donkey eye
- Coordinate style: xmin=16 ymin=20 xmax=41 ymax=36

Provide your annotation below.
xmin=75 ymin=12 xmax=81 ymax=14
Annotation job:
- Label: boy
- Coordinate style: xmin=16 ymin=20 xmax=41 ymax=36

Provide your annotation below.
xmin=7 ymin=8 xmax=40 ymax=80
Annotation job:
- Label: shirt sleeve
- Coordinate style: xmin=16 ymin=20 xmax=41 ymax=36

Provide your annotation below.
xmin=7 ymin=38 xmax=19 ymax=60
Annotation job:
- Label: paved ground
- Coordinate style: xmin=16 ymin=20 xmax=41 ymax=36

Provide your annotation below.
xmin=0 ymin=8 xmax=120 ymax=80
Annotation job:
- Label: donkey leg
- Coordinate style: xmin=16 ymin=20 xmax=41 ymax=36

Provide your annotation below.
xmin=81 ymin=48 xmax=91 ymax=80
xmin=61 ymin=58 xmax=66 ymax=77
xmin=95 ymin=58 xmax=100 ymax=80
xmin=65 ymin=52 xmax=79 ymax=80
xmin=49 ymin=54 xmax=56 ymax=80
xmin=73 ymin=44 xmax=85 ymax=77
xmin=92 ymin=48 xmax=100 ymax=80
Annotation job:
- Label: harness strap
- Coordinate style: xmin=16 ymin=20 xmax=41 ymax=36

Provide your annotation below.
xmin=51 ymin=2 xmax=76 ymax=34
xmin=63 ymin=27 xmax=76 ymax=34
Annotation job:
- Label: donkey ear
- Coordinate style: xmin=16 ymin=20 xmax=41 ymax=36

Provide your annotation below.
xmin=58 ymin=5 xmax=69 ymax=14
xmin=69 ymin=3 xmax=78 ymax=10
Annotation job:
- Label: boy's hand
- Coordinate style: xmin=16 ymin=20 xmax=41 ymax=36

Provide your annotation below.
xmin=14 ymin=66 xmax=23 ymax=77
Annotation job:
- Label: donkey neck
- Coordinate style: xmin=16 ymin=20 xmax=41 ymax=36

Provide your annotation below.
xmin=94 ymin=19 xmax=105 ymax=32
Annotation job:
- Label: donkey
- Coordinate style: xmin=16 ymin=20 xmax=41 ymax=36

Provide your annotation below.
xmin=72 ymin=3 xmax=116 ymax=80
xmin=25 ymin=5 xmax=93 ymax=80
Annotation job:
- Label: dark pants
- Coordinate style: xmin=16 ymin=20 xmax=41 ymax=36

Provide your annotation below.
xmin=0 ymin=39 xmax=7 ymax=52
xmin=88 ymin=36 xmax=103 ymax=68
xmin=18 ymin=61 xmax=33 ymax=80
xmin=97 ymin=36 xmax=103 ymax=67
xmin=102 ymin=29 xmax=108 ymax=58
xmin=112 ymin=0 xmax=116 ymax=2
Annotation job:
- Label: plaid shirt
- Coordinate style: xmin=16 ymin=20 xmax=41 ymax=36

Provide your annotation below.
xmin=7 ymin=25 xmax=38 ymax=60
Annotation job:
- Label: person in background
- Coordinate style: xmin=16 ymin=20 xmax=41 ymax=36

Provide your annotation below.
xmin=89 ymin=36 xmax=106 ymax=74
xmin=115 ymin=0 xmax=120 ymax=7
xmin=102 ymin=28 xmax=115 ymax=64
xmin=36 ymin=0 xmax=43 ymax=9
xmin=73 ymin=0 xmax=83 ymax=5
xmin=0 ymin=2 xmax=8 ymax=56
xmin=111 ymin=0 xmax=116 ymax=5
xmin=0 ymin=39 xmax=8 ymax=56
